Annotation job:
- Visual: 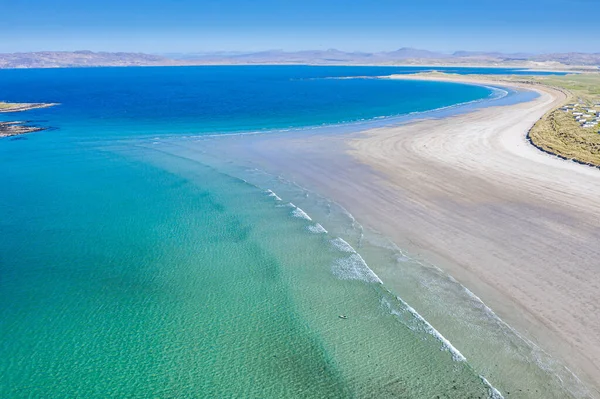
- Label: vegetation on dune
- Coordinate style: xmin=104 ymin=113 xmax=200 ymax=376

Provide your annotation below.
xmin=523 ymin=73 xmax=600 ymax=167
xmin=532 ymin=74 xmax=600 ymax=99
xmin=528 ymin=108 xmax=600 ymax=166
xmin=405 ymin=72 xmax=600 ymax=167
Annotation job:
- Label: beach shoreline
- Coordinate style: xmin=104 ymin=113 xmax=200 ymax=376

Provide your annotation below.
xmin=347 ymin=77 xmax=600 ymax=397
xmin=347 ymin=75 xmax=600 ymax=395
xmin=168 ymin=75 xmax=600 ymax=397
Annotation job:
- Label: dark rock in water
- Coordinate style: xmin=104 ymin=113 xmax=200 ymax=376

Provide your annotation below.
xmin=0 ymin=102 xmax=56 ymax=138
xmin=0 ymin=121 xmax=47 ymax=138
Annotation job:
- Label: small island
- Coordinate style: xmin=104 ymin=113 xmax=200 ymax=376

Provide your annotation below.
xmin=0 ymin=101 xmax=58 ymax=138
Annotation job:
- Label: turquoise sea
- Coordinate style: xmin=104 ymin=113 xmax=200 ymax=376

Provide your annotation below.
xmin=0 ymin=66 xmax=579 ymax=398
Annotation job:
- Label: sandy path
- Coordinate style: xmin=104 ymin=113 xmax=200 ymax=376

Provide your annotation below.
xmin=348 ymin=76 xmax=600 ymax=396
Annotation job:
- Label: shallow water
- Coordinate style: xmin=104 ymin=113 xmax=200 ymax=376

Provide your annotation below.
xmin=143 ymin=133 xmax=590 ymax=399
xmin=0 ymin=66 xmax=575 ymax=398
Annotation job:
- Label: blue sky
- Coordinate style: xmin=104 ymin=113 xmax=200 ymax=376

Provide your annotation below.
xmin=2 ymin=0 xmax=598 ymax=53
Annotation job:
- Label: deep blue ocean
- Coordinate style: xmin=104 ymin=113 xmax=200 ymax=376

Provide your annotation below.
xmin=0 ymin=65 xmax=552 ymax=140
xmin=0 ymin=66 xmax=574 ymax=398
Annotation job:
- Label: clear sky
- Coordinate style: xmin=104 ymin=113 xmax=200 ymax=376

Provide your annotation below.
xmin=2 ymin=0 xmax=598 ymax=54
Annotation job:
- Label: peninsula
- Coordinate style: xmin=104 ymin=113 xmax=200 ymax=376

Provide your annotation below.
xmin=0 ymin=101 xmax=58 ymax=113
xmin=0 ymin=101 xmax=57 ymax=138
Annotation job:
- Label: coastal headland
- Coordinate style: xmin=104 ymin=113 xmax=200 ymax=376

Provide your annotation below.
xmin=0 ymin=101 xmax=57 ymax=138
xmin=179 ymin=74 xmax=600 ymax=397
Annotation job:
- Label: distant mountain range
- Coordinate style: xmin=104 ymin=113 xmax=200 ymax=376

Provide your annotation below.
xmin=0 ymin=51 xmax=179 ymax=69
xmin=1 ymin=48 xmax=599 ymax=69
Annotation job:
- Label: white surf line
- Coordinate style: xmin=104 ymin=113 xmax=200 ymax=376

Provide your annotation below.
xmin=382 ymin=296 xmax=505 ymax=398
xmin=330 ymin=237 xmax=356 ymax=253
xmin=307 ymin=223 xmax=328 ymax=234
xmin=322 ymin=204 xmax=508 ymax=397
xmin=379 ymin=239 xmax=591 ymax=398
xmin=480 ymin=376 xmax=505 ymax=399
xmin=392 ymin=296 xmax=467 ymax=362
xmin=207 ymin=167 xmax=504 ymax=396
xmin=329 ymin=237 xmax=383 ymax=284
xmin=264 ymin=190 xmax=328 ymax=234
xmin=243 ymin=166 xmax=507 ymax=397
xmin=459 ymin=285 xmax=589 ymax=398
xmin=390 ymin=236 xmax=589 ymax=398
xmin=265 ymin=189 xmax=282 ymax=201
xmin=288 ymin=202 xmax=312 ymax=221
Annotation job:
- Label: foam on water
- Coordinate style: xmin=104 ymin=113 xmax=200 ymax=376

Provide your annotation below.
xmin=286 ymin=202 xmax=312 ymax=221
xmin=307 ymin=223 xmax=328 ymax=234
xmin=388 ymin=242 xmax=590 ymax=398
xmin=330 ymin=237 xmax=357 ymax=253
xmin=331 ymin=254 xmax=383 ymax=284
xmin=383 ymin=296 xmax=467 ymax=362
xmin=481 ymin=376 xmax=506 ymax=399
xmin=329 ymin=238 xmax=382 ymax=284
xmin=198 ymin=153 xmax=589 ymax=398
xmin=265 ymin=189 xmax=282 ymax=201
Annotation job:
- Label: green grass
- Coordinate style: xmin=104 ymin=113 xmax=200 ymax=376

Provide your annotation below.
xmin=521 ymin=73 xmax=600 ymax=167
xmin=531 ymin=73 xmax=600 ymax=101
xmin=407 ymin=72 xmax=600 ymax=167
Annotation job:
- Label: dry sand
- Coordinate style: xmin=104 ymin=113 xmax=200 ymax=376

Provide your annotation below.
xmin=347 ymin=76 xmax=600 ymax=396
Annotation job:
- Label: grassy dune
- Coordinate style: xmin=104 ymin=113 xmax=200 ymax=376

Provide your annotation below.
xmin=514 ymin=73 xmax=600 ymax=167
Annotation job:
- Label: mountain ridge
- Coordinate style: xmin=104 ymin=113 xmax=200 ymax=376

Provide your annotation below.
xmin=1 ymin=49 xmax=598 ymax=69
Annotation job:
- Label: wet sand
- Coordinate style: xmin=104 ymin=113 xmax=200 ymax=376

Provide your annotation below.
xmin=163 ymin=76 xmax=600 ymax=396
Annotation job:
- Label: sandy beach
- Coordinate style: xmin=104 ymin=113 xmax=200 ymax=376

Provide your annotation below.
xmin=348 ymin=76 xmax=600 ymax=396
xmin=177 ymin=75 xmax=600 ymax=396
